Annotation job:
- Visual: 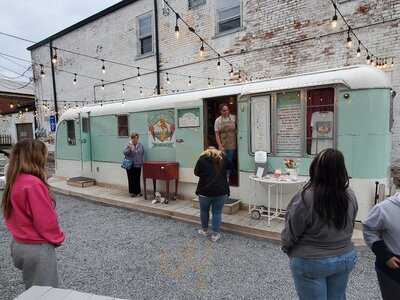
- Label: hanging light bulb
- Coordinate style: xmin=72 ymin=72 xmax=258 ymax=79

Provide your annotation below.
xmin=392 ymin=58 xmax=395 ymax=68
xmin=137 ymin=67 xmax=141 ymax=81
xmin=51 ymin=48 xmax=58 ymax=64
xmin=208 ymin=78 xmax=211 ymax=88
xmin=224 ymin=79 xmax=227 ymax=86
xmin=199 ymin=39 xmax=205 ymax=57
xmin=39 ymin=64 xmax=45 ymax=78
xmin=356 ymin=42 xmax=361 ymax=57
xmin=372 ymin=56 xmax=376 ymax=66
xmin=101 ymin=59 xmax=106 ymax=74
xmin=384 ymin=58 xmax=388 ymax=69
xmin=346 ymin=29 xmax=352 ymax=48
xmin=217 ymin=55 xmax=221 ymax=71
xmin=331 ymin=11 xmax=338 ymax=28
xmin=101 ymin=80 xmax=105 ymax=90
xmin=9 ymin=103 xmax=14 ymax=109
xmin=73 ymin=73 xmax=77 ymax=85
xmin=139 ymin=87 xmax=143 ymax=96
xmin=166 ymin=72 xmax=170 ymax=84
xmin=366 ymin=53 xmax=371 ymax=64
xmin=229 ymin=65 xmax=234 ymax=78
xmin=238 ymin=70 xmax=242 ymax=81
xmin=188 ymin=76 xmax=192 ymax=86
xmin=175 ymin=13 xmax=180 ymax=40
xmin=122 ymin=83 xmax=126 ymax=94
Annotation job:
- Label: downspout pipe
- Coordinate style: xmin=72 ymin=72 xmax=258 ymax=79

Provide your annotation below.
xmin=154 ymin=0 xmax=161 ymax=95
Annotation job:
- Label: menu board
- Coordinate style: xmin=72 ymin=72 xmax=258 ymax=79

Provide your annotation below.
xmin=276 ymin=92 xmax=302 ymax=154
xmin=251 ymin=95 xmax=271 ymax=153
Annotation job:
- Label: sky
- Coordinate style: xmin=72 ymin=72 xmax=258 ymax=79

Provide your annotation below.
xmin=0 ymin=0 xmax=121 ymax=83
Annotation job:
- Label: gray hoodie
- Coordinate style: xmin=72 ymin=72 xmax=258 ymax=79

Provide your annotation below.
xmin=363 ymin=192 xmax=400 ymax=256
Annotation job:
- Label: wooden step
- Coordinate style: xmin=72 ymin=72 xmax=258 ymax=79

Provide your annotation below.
xmin=191 ymin=197 xmax=241 ymax=215
xmin=67 ymin=177 xmax=96 ymax=188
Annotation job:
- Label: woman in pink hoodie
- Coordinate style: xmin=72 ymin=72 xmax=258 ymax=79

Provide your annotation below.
xmin=1 ymin=140 xmax=65 ymax=289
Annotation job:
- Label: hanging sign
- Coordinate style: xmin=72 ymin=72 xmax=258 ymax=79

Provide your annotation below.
xmin=148 ymin=109 xmax=176 ymax=148
xmin=49 ymin=115 xmax=57 ymax=132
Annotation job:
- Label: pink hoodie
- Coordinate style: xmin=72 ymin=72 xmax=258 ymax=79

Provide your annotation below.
xmin=5 ymin=173 xmax=65 ymax=246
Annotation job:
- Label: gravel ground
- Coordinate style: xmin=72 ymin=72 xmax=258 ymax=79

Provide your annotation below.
xmin=1 ymin=194 xmax=381 ymax=300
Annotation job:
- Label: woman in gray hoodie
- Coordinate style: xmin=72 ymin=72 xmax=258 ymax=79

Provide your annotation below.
xmin=363 ymin=193 xmax=400 ymax=299
xmin=281 ymin=149 xmax=358 ymax=300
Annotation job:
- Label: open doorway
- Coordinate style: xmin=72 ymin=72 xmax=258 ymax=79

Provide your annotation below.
xmin=204 ymin=95 xmax=239 ymax=186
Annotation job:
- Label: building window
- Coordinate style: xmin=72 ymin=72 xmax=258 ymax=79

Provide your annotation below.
xmin=138 ymin=13 xmax=153 ymax=55
xmin=217 ymin=0 xmax=241 ymax=34
xmin=66 ymin=120 xmax=76 ymax=145
xmin=188 ymin=0 xmax=206 ymax=9
xmin=306 ymin=88 xmax=335 ymax=155
xmin=117 ymin=115 xmax=129 ymax=137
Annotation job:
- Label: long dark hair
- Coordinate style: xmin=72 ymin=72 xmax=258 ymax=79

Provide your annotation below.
xmin=2 ymin=140 xmax=49 ymax=218
xmin=301 ymin=149 xmax=350 ymax=230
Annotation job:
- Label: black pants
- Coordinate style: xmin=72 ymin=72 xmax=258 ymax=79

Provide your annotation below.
xmin=126 ymin=167 xmax=141 ymax=195
xmin=376 ymin=266 xmax=400 ymax=300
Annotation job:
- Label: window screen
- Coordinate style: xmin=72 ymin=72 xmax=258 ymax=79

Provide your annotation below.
xmin=138 ymin=14 xmax=153 ymax=55
xmin=217 ymin=0 xmax=241 ymax=33
xmin=118 ymin=115 xmax=129 ymax=137
xmin=66 ymin=120 xmax=76 ymax=145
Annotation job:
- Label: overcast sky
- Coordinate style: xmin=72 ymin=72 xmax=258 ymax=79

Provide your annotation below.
xmin=0 ymin=0 xmax=120 ymax=82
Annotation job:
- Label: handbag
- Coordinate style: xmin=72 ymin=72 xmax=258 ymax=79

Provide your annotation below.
xmin=121 ymin=158 xmax=133 ymax=170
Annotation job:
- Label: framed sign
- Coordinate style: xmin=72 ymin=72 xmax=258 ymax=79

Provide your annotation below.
xmin=148 ymin=109 xmax=176 ymax=148
xmin=251 ymin=95 xmax=271 ymax=153
xmin=177 ymin=108 xmax=200 ymax=128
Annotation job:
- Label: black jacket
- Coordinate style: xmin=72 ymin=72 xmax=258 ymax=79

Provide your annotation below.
xmin=194 ymin=155 xmax=230 ymax=197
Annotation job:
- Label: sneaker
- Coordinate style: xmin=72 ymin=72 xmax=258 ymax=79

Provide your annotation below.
xmin=198 ymin=229 xmax=208 ymax=236
xmin=211 ymin=233 xmax=221 ymax=242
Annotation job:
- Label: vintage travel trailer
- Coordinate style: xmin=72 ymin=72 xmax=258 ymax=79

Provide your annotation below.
xmin=56 ymin=65 xmax=393 ymax=220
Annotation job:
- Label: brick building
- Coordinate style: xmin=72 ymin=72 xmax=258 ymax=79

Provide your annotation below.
xmin=28 ymin=0 xmax=400 ymax=163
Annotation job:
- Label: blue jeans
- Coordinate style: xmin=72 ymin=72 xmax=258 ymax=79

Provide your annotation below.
xmin=199 ymin=195 xmax=226 ymax=233
xmin=224 ymin=149 xmax=235 ymax=177
xmin=290 ymin=250 xmax=357 ymax=300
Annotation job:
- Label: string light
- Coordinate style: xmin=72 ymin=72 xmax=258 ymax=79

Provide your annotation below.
xmin=166 ymin=72 xmax=170 ymax=84
xmin=137 ymin=67 xmax=141 ymax=81
xmin=40 ymin=64 xmax=45 ymax=78
xmin=9 ymin=103 xmax=14 ymax=109
xmin=139 ymin=87 xmax=143 ymax=96
xmin=392 ymin=58 xmax=395 ymax=68
xmin=199 ymin=39 xmax=205 ymax=57
xmin=101 ymin=80 xmax=105 ymax=90
xmin=175 ymin=13 xmax=180 ymax=40
xmin=101 ymin=59 xmax=106 ymax=74
xmin=224 ymin=79 xmax=226 ymax=86
xmin=217 ymin=54 xmax=221 ymax=71
xmin=208 ymin=78 xmax=211 ymax=88
xmin=229 ymin=65 xmax=234 ymax=78
xmin=366 ymin=53 xmax=371 ymax=64
xmin=331 ymin=10 xmax=338 ymax=28
xmin=73 ymin=73 xmax=77 ymax=85
xmin=122 ymin=83 xmax=126 ymax=94
xmin=51 ymin=48 xmax=58 ymax=64
xmin=188 ymin=76 xmax=192 ymax=86
xmin=356 ymin=42 xmax=361 ymax=57
xmin=346 ymin=29 xmax=352 ymax=48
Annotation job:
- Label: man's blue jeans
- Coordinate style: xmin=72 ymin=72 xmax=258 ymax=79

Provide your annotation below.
xmin=224 ymin=149 xmax=235 ymax=178
xmin=199 ymin=195 xmax=226 ymax=233
xmin=290 ymin=250 xmax=357 ymax=300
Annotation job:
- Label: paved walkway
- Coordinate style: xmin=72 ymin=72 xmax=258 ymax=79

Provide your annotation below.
xmin=48 ymin=177 xmax=365 ymax=246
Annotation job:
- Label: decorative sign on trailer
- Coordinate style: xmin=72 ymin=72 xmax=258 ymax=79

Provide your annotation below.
xmin=148 ymin=109 xmax=176 ymax=148
xmin=178 ymin=108 xmax=200 ymax=128
xmin=276 ymin=92 xmax=302 ymax=155
xmin=251 ymin=95 xmax=271 ymax=153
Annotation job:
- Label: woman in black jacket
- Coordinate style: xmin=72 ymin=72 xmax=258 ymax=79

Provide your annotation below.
xmin=194 ymin=147 xmax=230 ymax=242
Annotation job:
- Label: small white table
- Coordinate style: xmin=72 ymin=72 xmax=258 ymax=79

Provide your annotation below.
xmin=249 ymin=175 xmax=308 ymax=225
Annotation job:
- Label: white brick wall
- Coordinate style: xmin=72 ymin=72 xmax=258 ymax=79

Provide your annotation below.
xmin=30 ymin=0 xmax=400 ymax=164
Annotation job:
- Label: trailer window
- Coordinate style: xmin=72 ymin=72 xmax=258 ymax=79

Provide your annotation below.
xmin=118 ymin=115 xmax=129 ymax=137
xmin=82 ymin=117 xmax=89 ymax=133
xmin=306 ymin=88 xmax=334 ymax=155
xmin=275 ymin=91 xmax=302 ymax=156
xmin=66 ymin=120 xmax=76 ymax=145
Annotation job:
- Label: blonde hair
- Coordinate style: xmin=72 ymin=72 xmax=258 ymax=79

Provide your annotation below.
xmin=2 ymin=140 xmax=48 ymax=218
xmin=130 ymin=132 xmax=139 ymax=139
xmin=200 ymin=147 xmax=224 ymax=162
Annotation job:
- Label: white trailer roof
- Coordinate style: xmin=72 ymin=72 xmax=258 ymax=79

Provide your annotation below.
xmin=60 ymin=65 xmax=391 ymax=121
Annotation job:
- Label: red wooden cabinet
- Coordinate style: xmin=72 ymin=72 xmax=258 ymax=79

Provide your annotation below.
xmin=143 ymin=161 xmax=179 ymax=201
